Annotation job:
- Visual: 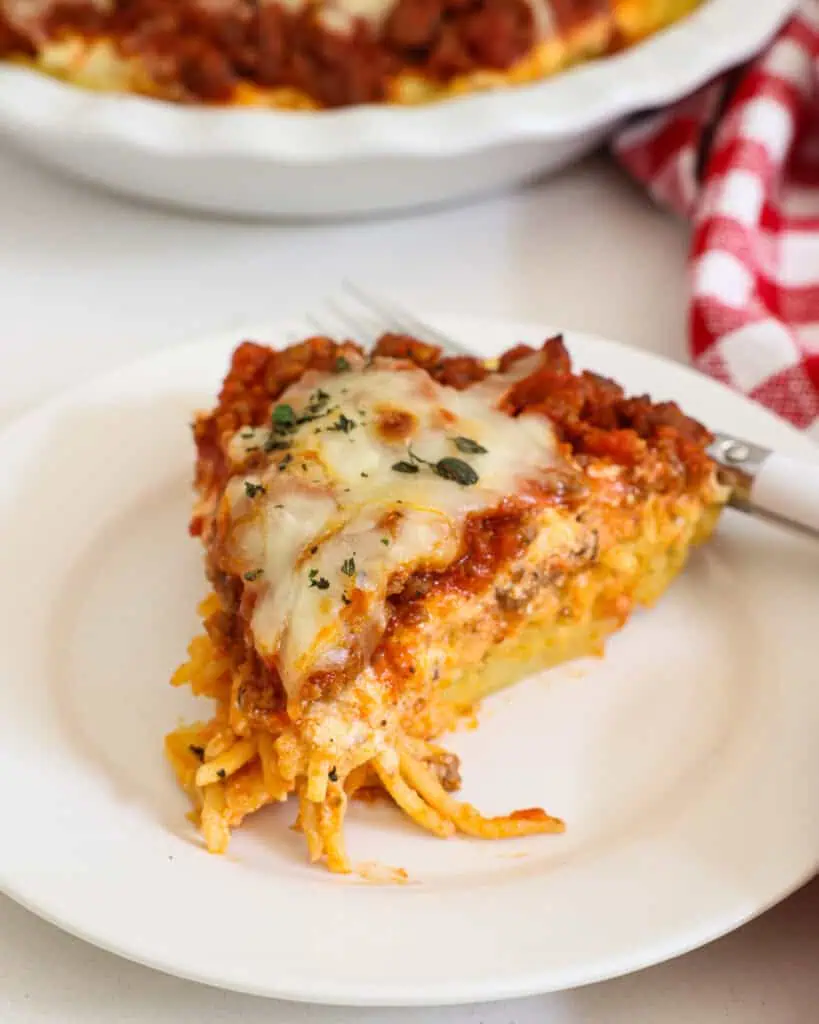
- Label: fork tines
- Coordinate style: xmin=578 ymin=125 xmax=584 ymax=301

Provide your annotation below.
xmin=294 ymin=282 xmax=471 ymax=356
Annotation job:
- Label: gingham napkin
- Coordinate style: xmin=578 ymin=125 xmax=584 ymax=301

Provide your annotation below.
xmin=614 ymin=0 xmax=819 ymax=440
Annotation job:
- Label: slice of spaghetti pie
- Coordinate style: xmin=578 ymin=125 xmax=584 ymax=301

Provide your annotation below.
xmin=166 ymin=333 xmax=726 ymax=872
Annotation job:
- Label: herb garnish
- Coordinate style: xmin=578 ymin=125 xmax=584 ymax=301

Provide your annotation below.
xmin=435 ymin=457 xmax=479 ymax=486
xmin=341 ymin=594 xmax=352 ymax=606
xmin=264 ymin=437 xmax=291 ymax=452
xmin=271 ymin=403 xmax=297 ymax=430
xmin=278 ymin=453 xmax=293 ymax=471
xmin=243 ymin=568 xmax=264 ymax=582
xmin=217 ymin=769 xmax=226 ymax=780
xmin=341 ymin=556 xmax=356 ymax=577
xmin=453 ymin=436 xmax=488 ymax=455
xmin=392 ymin=446 xmax=479 ymax=486
xmin=335 ymin=356 xmax=351 ymax=373
xmin=308 ymin=568 xmax=330 ymax=590
xmin=244 ymin=481 xmax=266 ymax=498
xmin=381 ymin=537 xmax=390 ymax=546
xmin=328 ymin=766 xmax=339 ymax=782
xmin=328 ymin=413 xmax=356 ymax=433
xmin=188 ymin=745 xmax=205 ymax=761
xmin=303 ymin=389 xmax=331 ymax=418
xmin=269 ymin=387 xmax=349 ymax=445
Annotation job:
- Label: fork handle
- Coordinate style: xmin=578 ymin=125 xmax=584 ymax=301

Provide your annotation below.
xmin=710 ymin=435 xmax=819 ymax=539
xmin=750 ymin=452 xmax=819 ymax=537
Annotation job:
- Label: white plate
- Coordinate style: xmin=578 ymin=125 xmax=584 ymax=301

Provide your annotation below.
xmin=1 ymin=314 xmax=818 ymax=1007
xmin=0 ymin=0 xmax=796 ymax=217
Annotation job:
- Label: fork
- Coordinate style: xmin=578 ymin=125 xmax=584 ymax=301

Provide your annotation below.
xmin=300 ymin=284 xmax=819 ymax=540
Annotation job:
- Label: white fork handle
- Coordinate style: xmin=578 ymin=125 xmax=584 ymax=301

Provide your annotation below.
xmin=750 ymin=453 xmax=819 ymax=537
xmin=709 ymin=434 xmax=819 ymax=540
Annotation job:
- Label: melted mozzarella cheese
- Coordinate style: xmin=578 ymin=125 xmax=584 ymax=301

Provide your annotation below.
xmin=223 ymin=358 xmax=563 ymax=701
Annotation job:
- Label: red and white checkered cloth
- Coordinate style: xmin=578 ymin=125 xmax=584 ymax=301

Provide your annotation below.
xmin=614 ymin=0 xmax=819 ymax=440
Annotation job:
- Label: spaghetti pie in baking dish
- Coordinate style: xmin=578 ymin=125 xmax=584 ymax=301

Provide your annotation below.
xmin=165 ymin=332 xmax=727 ymax=873
xmin=0 ymin=1 xmax=704 ymax=109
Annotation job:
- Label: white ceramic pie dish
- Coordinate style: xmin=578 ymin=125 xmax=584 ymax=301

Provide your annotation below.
xmin=0 ymin=0 xmax=796 ymax=218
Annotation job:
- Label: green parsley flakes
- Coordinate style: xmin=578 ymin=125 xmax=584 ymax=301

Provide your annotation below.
xmin=271 ymin=403 xmax=297 ymax=429
xmin=434 ymin=457 xmax=478 ymax=486
xmin=453 ymin=436 xmax=488 ymax=455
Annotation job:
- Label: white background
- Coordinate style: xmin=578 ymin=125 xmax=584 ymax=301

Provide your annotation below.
xmin=0 ymin=148 xmax=816 ymax=1023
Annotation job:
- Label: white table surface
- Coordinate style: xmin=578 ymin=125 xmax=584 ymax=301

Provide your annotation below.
xmin=0 ymin=148 xmax=816 ymax=1024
